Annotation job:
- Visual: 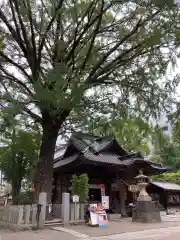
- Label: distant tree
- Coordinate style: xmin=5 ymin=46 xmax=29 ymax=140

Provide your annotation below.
xmin=85 ymin=111 xmax=152 ymax=154
xmin=148 ymin=154 xmax=163 ymax=164
xmin=4 ymin=183 xmax=12 ymax=195
xmin=71 ymin=174 xmax=89 ymax=202
xmin=0 ymin=129 xmax=40 ymax=204
xmin=152 ymin=123 xmax=180 ymax=182
xmin=150 ymin=125 xmax=180 ymax=167
xmin=153 ymin=170 xmax=180 ymax=184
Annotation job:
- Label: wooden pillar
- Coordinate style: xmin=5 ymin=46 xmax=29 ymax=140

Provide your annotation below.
xmin=118 ymin=181 xmax=127 ymax=217
xmin=107 ymin=181 xmax=112 ymax=210
xmin=54 ymin=175 xmax=62 ymax=203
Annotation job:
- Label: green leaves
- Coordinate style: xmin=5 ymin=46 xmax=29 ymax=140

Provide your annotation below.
xmin=153 ymin=171 xmax=180 ymax=184
xmin=0 ymin=0 xmax=179 ymax=127
xmin=0 ymin=129 xmax=41 ymax=195
xmin=175 ymin=29 xmax=180 ymax=45
xmin=151 ymin=0 xmax=175 ymax=8
xmin=71 ymin=174 xmax=89 ymax=202
xmin=85 ymin=111 xmax=151 ymax=154
xmin=71 ymin=175 xmax=80 ymax=196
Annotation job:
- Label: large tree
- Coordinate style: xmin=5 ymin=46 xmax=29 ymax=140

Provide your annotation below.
xmin=0 ymin=0 xmax=179 ymax=201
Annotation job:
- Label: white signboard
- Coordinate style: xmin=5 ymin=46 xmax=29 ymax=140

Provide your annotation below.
xmin=90 ymin=212 xmax=98 ymax=225
xmin=72 ymin=195 xmax=79 ymax=203
xmin=102 ymin=196 xmax=109 ymax=209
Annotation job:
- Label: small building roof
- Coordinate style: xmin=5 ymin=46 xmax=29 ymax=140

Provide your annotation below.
xmin=151 ymin=181 xmax=180 ymax=191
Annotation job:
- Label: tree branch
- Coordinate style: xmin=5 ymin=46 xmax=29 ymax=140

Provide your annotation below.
xmin=0 ymin=79 xmax=42 ymax=123
xmin=0 ymin=8 xmax=28 ymax=57
xmin=0 ymin=52 xmax=32 ymax=81
xmin=0 ymin=66 xmax=35 ymax=99
xmin=9 ymin=0 xmax=22 ymax=41
xmin=80 ymin=0 xmax=104 ymax=70
xmin=87 ymin=9 xmax=161 ymax=84
xmin=26 ymin=0 xmax=37 ymax=60
xmin=38 ymin=0 xmax=65 ymax=62
xmin=21 ymin=105 xmax=42 ymax=123
xmin=66 ymin=1 xmax=113 ymax=65
xmin=12 ymin=0 xmax=30 ymax=50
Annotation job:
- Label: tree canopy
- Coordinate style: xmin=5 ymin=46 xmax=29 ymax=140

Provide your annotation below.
xmin=0 ymin=0 xmax=180 ymax=200
xmin=82 ymin=109 xmax=152 ymax=154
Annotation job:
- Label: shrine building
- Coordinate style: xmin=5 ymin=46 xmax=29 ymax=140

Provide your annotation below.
xmin=52 ymin=132 xmax=168 ymax=215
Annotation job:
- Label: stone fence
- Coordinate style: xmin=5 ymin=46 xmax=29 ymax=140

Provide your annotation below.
xmin=0 ymin=193 xmax=85 ymax=230
xmin=0 ymin=204 xmax=37 ymax=230
xmin=53 ymin=202 xmax=85 ymax=223
xmin=61 ymin=193 xmax=85 ymax=225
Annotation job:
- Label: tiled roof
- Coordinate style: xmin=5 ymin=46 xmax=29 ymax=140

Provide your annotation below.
xmin=151 ymin=181 xmax=180 ymax=191
xmin=54 ymin=155 xmax=78 ymax=169
xmin=83 ymin=150 xmax=146 ymax=166
xmin=53 ymin=132 xmax=167 ymax=173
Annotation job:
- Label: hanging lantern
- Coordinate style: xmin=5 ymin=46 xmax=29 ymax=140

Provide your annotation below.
xmin=128 ymin=184 xmax=140 ymax=193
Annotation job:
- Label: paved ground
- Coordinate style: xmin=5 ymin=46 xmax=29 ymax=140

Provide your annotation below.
xmin=161 ymin=233 xmax=180 ymax=240
xmin=0 ymin=229 xmax=76 ymax=240
xmin=1 ymin=213 xmax=180 ymax=240
xmin=1 ymin=227 xmax=180 ymax=240
xmin=64 ymin=213 xmax=180 ymax=237
xmin=89 ymin=226 xmax=180 ymax=239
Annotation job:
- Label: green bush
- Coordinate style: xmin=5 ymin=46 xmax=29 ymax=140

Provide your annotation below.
xmin=18 ymin=191 xmax=35 ymax=205
xmin=71 ymin=174 xmax=89 ymax=202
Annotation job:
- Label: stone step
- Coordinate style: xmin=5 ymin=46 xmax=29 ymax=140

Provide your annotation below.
xmin=45 ymin=218 xmax=62 ymax=227
xmin=109 ymin=214 xmax=121 ymax=221
xmin=45 ymin=219 xmax=85 ymax=227
xmin=45 ymin=222 xmax=63 ymax=227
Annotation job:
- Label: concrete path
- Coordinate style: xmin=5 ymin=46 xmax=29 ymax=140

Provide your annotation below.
xmin=51 ymin=213 xmax=180 ymax=240
xmin=0 ymin=229 xmax=76 ymax=240
xmin=0 ymin=225 xmax=180 ymax=240
xmin=1 ymin=213 xmax=180 ymax=240
xmin=61 ymin=213 xmax=180 ymax=238
xmin=51 ymin=225 xmax=180 ymax=240
xmin=89 ymin=226 xmax=180 ymax=240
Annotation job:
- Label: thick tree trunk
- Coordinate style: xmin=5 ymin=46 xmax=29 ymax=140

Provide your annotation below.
xmin=35 ymin=109 xmax=71 ymax=204
xmin=12 ymin=180 xmax=21 ymax=205
xmin=36 ymin=122 xmax=59 ymax=203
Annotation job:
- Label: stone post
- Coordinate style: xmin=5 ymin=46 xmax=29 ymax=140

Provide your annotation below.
xmin=25 ymin=205 xmax=31 ymax=224
xmin=80 ymin=204 xmax=85 ymax=220
xmin=32 ymin=204 xmax=37 ymax=226
xmin=38 ymin=192 xmax=47 ymax=228
xmin=17 ymin=205 xmax=24 ymax=225
xmin=62 ymin=192 xmax=70 ymax=225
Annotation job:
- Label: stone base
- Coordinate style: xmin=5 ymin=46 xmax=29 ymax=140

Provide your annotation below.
xmin=132 ymin=201 xmax=161 ymax=223
xmin=137 ymin=195 xmax=152 ymax=202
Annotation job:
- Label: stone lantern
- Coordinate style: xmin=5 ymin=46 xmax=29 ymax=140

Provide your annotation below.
xmin=135 ymin=170 xmax=151 ymax=202
xmin=132 ymin=170 xmax=161 ymax=223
